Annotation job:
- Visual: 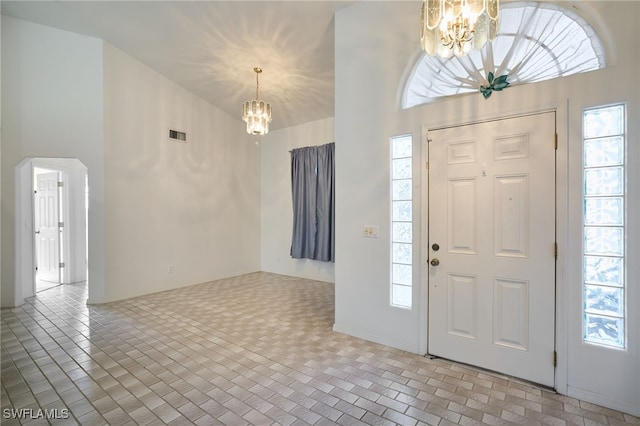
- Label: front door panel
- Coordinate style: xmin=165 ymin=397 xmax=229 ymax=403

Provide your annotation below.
xmin=428 ymin=112 xmax=556 ymax=387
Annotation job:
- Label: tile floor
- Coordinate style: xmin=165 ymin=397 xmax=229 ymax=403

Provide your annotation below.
xmin=35 ymin=276 xmax=61 ymax=294
xmin=1 ymin=272 xmax=638 ymax=425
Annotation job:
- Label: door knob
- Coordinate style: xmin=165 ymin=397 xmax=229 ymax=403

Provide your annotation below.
xmin=430 ymin=258 xmax=440 ymax=266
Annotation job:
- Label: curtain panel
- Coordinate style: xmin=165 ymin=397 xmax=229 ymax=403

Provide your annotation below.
xmin=290 ymin=142 xmax=335 ymax=262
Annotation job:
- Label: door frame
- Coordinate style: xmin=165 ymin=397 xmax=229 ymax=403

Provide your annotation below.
xmin=15 ymin=158 xmax=88 ymax=302
xmin=419 ymin=101 xmax=569 ymax=394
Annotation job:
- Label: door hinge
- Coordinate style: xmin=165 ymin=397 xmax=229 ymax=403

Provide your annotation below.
xmin=554 ymin=133 xmax=558 ymax=150
xmin=553 ymin=242 xmax=558 ymax=259
xmin=59 ymin=262 xmax=65 ymax=268
xmin=426 ymin=161 xmax=430 ymax=170
xmin=58 ymin=181 xmax=64 ymax=187
xmin=553 ymin=351 xmax=557 ymax=367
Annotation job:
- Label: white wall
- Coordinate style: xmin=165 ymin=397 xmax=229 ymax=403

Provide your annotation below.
xmin=335 ymin=0 xmax=639 ymax=415
xmin=334 ymin=2 xmax=425 ymax=354
xmin=102 ymin=43 xmax=260 ymax=302
xmin=260 ymin=117 xmax=335 ymax=283
xmin=2 ymin=16 xmax=261 ymax=306
xmin=1 ymin=16 xmax=105 ymax=307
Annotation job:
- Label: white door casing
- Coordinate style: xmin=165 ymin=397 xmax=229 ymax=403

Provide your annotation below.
xmin=35 ymin=171 xmax=61 ymax=283
xmin=428 ymin=112 xmax=556 ymax=387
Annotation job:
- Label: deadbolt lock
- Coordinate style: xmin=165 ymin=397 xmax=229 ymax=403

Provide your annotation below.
xmin=432 ymin=243 xmax=440 ymax=251
xmin=430 ymin=258 xmax=440 ymax=266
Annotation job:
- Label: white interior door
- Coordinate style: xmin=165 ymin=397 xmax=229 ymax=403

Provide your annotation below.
xmin=35 ymin=171 xmax=60 ymax=283
xmin=428 ymin=112 xmax=556 ymax=387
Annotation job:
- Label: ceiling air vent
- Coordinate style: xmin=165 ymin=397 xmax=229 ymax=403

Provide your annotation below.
xmin=169 ymin=129 xmax=187 ymax=142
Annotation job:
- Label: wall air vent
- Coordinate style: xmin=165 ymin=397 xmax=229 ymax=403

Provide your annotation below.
xmin=169 ymin=129 xmax=187 ymax=142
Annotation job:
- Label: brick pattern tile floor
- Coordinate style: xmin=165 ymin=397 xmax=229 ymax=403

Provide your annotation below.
xmin=1 ymin=272 xmax=638 ymax=425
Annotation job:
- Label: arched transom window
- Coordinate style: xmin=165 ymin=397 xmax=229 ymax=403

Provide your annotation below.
xmin=403 ymin=1 xmax=606 ymax=107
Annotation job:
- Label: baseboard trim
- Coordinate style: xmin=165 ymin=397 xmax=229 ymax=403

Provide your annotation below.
xmin=567 ymin=385 xmax=640 ymax=416
xmin=332 ymin=323 xmax=421 ymax=354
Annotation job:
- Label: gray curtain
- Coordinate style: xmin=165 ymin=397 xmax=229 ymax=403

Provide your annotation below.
xmin=290 ymin=142 xmax=335 ymax=262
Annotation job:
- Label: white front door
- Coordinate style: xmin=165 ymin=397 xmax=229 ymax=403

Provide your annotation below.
xmin=428 ymin=112 xmax=556 ymax=387
xmin=35 ymin=171 xmax=60 ymax=283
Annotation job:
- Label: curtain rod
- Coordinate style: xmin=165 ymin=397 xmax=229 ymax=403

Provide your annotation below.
xmin=288 ymin=141 xmax=335 ymax=153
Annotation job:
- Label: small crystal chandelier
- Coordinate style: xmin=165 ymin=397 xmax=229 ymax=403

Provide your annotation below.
xmin=420 ymin=0 xmax=499 ymax=58
xmin=242 ymin=67 xmax=272 ymax=135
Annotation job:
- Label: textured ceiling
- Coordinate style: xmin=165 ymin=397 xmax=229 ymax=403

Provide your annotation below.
xmin=1 ymin=1 xmax=354 ymax=131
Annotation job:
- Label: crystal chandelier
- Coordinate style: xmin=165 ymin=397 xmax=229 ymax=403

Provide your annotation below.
xmin=242 ymin=67 xmax=272 ymax=135
xmin=420 ymin=0 xmax=499 ymax=58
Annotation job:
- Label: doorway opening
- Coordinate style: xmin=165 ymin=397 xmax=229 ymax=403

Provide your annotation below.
xmin=16 ymin=158 xmax=88 ymax=300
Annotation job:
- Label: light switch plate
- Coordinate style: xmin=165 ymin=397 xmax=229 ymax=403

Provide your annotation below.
xmin=363 ymin=225 xmax=379 ymax=238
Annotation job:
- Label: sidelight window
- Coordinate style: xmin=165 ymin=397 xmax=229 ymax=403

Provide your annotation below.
xmin=391 ymin=135 xmax=413 ymax=308
xmin=582 ymin=104 xmax=626 ymax=348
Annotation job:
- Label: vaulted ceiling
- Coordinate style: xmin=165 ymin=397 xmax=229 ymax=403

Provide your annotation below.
xmin=1 ymin=1 xmax=354 ymax=131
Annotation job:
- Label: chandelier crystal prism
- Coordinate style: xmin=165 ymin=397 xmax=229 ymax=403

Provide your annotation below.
xmin=242 ymin=67 xmax=272 ymax=135
xmin=420 ymin=0 xmax=499 ymax=58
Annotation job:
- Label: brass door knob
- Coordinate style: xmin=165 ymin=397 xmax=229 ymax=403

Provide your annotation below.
xmin=430 ymin=258 xmax=440 ymax=266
